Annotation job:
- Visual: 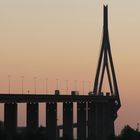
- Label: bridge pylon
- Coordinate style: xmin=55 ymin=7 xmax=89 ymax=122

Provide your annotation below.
xmin=88 ymin=5 xmax=121 ymax=140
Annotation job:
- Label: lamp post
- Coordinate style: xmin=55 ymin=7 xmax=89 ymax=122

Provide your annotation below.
xmin=66 ymin=80 xmax=68 ymax=95
xmin=56 ymin=78 xmax=59 ymax=90
xmin=88 ymin=81 xmax=91 ymax=92
xmin=82 ymin=81 xmax=85 ymax=95
xmin=74 ymin=80 xmax=77 ymax=91
xmin=34 ymin=77 xmax=37 ymax=94
xmin=21 ymin=76 xmax=24 ymax=94
xmin=8 ymin=75 xmax=11 ymax=94
xmin=45 ymin=78 xmax=48 ymax=94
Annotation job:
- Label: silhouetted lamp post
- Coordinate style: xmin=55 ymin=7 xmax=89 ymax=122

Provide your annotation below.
xmin=66 ymin=80 xmax=68 ymax=95
xmin=56 ymin=78 xmax=59 ymax=90
xmin=21 ymin=76 xmax=24 ymax=94
xmin=88 ymin=81 xmax=91 ymax=92
xmin=34 ymin=77 xmax=37 ymax=94
xmin=74 ymin=80 xmax=77 ymax=91
xmin=82 ymin=81 xmax=85 ymax=95
xmin=45 ymin=78 xmax=48 ymax=94
xmin=8 ymin=75 xmax=11 ymax=94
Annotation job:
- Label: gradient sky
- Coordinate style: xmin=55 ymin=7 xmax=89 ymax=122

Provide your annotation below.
xmin=0 ymin=0 xmax=140 ymax=135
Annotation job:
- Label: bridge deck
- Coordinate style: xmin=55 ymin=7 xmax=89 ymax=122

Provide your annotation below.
xmin=0 ymin=94 xmax=117 ymax=103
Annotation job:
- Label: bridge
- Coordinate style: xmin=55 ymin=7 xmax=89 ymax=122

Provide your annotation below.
xmin=0 ymin=5 xmax=121 ymax=140
xmin=1 ymin=92 xmax=118 ymax=140
xmin=0 ymin=93 xmax=116 ymax=103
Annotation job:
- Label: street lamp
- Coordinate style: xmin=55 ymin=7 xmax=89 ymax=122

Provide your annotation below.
xmin=45 ymin=78 xmax=48 ymax=94
xmin=8 ymin=75 xmax=11 ymax=94
xmin=34 ymin=77 xmax=37 ymax=94
xmin=21 ymin=76 xmax=24 ymax=94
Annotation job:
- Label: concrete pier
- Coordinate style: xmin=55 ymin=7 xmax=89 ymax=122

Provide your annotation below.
xmin=96 ymin=103 xmax=104 ymax=140
xmin=95 ymin=102 xmax=115 ymax=140
xmin=103 ymin=102 xmax=115 ymax=139
xmin=77 ymin=102 xmax=87 ymax=140
xmin=46 ymin=102 xmax=57 ymax=140
xmin=88 ymin=102 xmax=96 ymax=140
xmin=4 ymin=103 xmax=17 ymax=134
xmin=88 ymin=101 xmax=115 ymax=140
xmin=63 ymin=102 xmax=73 ymax=140
xmin=27 ymin=102 xmax=39 ymax=130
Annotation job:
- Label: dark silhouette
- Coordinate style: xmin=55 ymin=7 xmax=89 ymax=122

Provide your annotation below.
xmin=0 ymin=124 xmax=140 ymax=140
xmin=0 ymin=4 xmax=121 ymax=140
xmin=88 ymin=5 xmax=121 ymax=140
xmin=116 ymin=125 xmax=140 ymax=140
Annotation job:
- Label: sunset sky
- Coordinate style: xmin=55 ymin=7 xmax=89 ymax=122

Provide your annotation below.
xmin=0 ymin=0 xmax=140 ymax=134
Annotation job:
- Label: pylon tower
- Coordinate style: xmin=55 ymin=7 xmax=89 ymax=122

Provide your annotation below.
xmin=88 ymin=5 xmax=121 ymax=140
xmin=93 ymin=5 xmax=121 ymax=109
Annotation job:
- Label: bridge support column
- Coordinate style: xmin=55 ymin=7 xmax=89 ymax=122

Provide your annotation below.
xmin=96 ymin=103 xmax=104 ymax=140
xmin=77 ymin=102 xmax=86 ymax=140
xmin=46 ymin=102 xmax=57 ymax=140
xmin=88 ymin=101 xmax=115 ymax=140
xmin=27 ymin=102 xmax=39 ymax=130
xmin=96 ymin=102 xmax=115 ymax=140
xmin=103 ymin=102 xmax=115 ymax=140
xmin=4 ymin=103 xmax=17 ymax=135
xmin=88 ymin=102 xmax=96 ymax=140
xmin=63 ymin=102 xmax=73 ymax=140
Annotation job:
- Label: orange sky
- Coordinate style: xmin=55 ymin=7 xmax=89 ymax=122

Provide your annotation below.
xmin=0 ymin=0 xmax=140 ymax=135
